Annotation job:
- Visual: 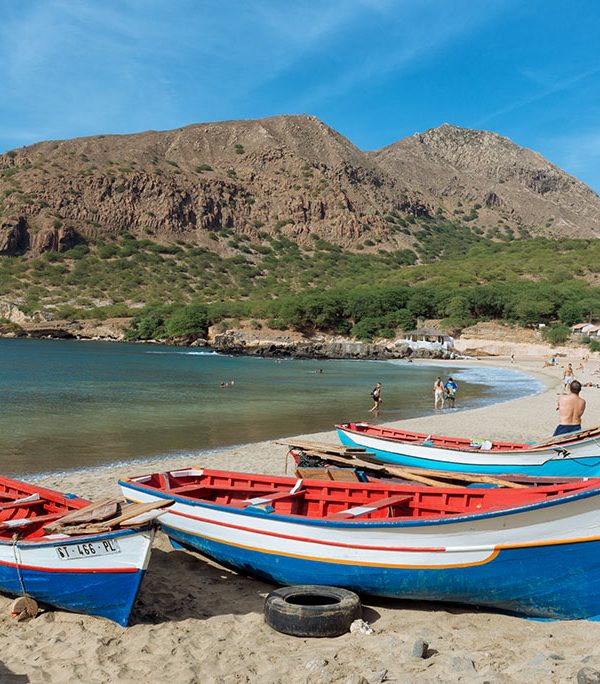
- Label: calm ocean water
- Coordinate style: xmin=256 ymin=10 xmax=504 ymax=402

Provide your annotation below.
xmin=0 ymin=339 xmax=541 ymax=477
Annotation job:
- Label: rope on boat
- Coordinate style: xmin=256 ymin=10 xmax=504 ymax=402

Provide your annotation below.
xmin=553 ymin=439 xmax=600 ymax=468
xmin=11 ymin=533 xmax=27 ymax=597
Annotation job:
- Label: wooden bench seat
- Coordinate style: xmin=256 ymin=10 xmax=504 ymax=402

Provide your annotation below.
xmin=0 ymin=499 xmax=44 ymax=514
xmin=169 ymin=483 xmax=279 ymax=497
xmin=327 ymin=494 xmax=413 ymax=520
xmin=243 ymin=489 xmax=306 ymax=507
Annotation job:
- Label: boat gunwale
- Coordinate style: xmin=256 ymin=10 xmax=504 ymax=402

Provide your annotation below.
xmin=0 ymin=476 xmax=91 ymax=508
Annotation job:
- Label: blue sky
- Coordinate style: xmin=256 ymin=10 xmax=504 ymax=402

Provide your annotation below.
xmin=1 ymin=0 xmax=600 ymax=189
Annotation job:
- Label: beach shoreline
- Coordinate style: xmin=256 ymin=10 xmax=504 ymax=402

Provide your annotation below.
xmin=1 ymin=354 xmax=600 ymax=683
xmin=28 ymin=355 xmax=551 ymax=496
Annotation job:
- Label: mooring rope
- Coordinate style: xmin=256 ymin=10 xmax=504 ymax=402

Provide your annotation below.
xmin=11 ymin=533 xmax=27 ymax=597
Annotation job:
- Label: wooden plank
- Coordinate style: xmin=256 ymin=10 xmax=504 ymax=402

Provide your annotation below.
xmin=44 ymin=498 xmax=122 ymax=532
xmin=354 ymin=452 xmax=525 ymax=488
xmin=295 ymin=447 xmax=527 ymax=489
xmin=44 ymin=500 xmax=173 ymax=535
xmin=303 ymin=450 xmax=462 ymax=488
xmin=328 ymin=494 xmax=413 ymax=520
xmin=295 ymin=467 xmax=360 ymax=482
xmin=103 ymin=499 xmax=173 ymax=526
xmin=0 ymin=499 xmax=42 ymax=513
xmin=1 ymin=512 xmax=64 ymax=530
xmin=532 ymin=424 xmax=600 ymax=449
xmin=244 ymin=490 xmax=305 ymax=507
xmin=277 ymin=439 xmax=366 ymax=456
xmin=295 ymin=468 xmax=334 ymax=480
xmin=328 ymin=469 xmax=361 ymax=483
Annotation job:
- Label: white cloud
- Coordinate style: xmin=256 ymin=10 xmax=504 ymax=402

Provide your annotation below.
xmin=476 ymin=65 xmax=600 ymax=127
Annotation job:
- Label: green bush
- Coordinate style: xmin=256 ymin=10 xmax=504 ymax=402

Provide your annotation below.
xmin=126 ymin=312 xmax=166 ymax=340
xmin=541 ymin=325 xmax=571 ymax=346
xmin=164 ymin=305 xmax=209 ymax=338
xmin=63 ymin=244 xmax=89 ymax=259
xmin=351 ymin=318 xmax=380 ymax=341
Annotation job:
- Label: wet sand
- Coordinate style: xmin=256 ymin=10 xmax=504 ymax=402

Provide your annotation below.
xmin=1 ymin=354 xmax=600 ymax=683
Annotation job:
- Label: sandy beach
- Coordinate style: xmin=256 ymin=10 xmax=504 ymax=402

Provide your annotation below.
xmin=1 ymin=354 xmax=600 ymax=683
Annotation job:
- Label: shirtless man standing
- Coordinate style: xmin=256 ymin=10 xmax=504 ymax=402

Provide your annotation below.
xmin=554 ymin=380 xmax=586 ymax=436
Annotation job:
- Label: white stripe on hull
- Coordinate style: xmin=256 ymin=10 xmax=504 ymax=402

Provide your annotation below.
xmin=0 ymin=529 xmax=155 ymax=572
xmin=340 ymin=429 xmax=600 ymax=467
xmin=122 ymin=485 xmax=600 ymax=569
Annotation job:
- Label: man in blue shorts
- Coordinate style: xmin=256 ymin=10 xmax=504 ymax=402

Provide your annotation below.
xmin=444 ymin=377 xmax=457 ymax=408
xmin=554 ymin=380 xmax=585 ymax=436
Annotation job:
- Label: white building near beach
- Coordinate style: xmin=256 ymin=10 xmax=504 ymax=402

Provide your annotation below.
xmin=398 ymin=328 xmax=455 ymax=351
xmin=572 ymin=323 xmax=600 ymax=336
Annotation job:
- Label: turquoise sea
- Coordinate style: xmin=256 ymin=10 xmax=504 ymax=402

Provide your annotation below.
xmin=0 ymin=339 xmax=541 ymax=477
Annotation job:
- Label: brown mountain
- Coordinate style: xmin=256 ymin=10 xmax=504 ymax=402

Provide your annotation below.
xmin=371 ymin=124 xmax=600 ymax=238
xmin=1 ymin=115 xmax=599 ymax=256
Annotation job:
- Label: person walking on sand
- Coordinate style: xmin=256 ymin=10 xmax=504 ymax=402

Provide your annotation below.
xmin=433 ymin=376 xmax=445 ymax=410
xmin=562 ymin=363 xmax=574 ymax=394
xmin=444 ymin=377 xmax=457 ymax=408
xmin=369 ymin=382 xmax=382 ymax=413
xmin=554 ymin=380 xmax=586 ymax=436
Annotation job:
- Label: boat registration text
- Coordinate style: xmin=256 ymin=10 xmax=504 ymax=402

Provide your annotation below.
xmin=55 ymin=539 xmax=121 ymax=560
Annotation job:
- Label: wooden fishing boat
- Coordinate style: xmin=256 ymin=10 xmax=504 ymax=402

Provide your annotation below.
xmin=0 ymin=477 xmax=166 ymax=626
xmin=336 ymin=422 xmax=600 ymax=477
xmin=284 ymin=440 xmax=586 ymax=489
xmin=121 ymin=467 xmax=600 ymax=620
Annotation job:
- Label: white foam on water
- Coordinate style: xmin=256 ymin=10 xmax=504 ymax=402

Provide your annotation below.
xmin=145 ymin=349 xmax=220 ymax=356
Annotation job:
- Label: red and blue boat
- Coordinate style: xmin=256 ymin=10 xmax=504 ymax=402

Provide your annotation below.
xmin=121 ymin=466 xmax=600 ymax=620
xmin=0 ymin=477 xmax=157 ymax=626
xmin=336 ymin=422 xmax=600 ymax=477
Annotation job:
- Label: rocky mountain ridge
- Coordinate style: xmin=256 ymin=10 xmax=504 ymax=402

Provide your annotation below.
xmin=1 ymin=115 xmax=599 ymax=257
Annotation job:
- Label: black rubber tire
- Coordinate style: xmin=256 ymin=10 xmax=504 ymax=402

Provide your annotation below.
xmin=264 ymin=585 xmax=361 ymax=637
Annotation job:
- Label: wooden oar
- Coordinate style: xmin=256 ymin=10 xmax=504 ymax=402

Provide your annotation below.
xmin=277 ymin=439 xmax=364 ymax=456
xmin=291 ymin=447 xmax=525 ymax=488
xmin=532 ymin=424 xmax=600 ymax=449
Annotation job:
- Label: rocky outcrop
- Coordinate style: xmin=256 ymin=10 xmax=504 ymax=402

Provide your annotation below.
xmin=0 ymin=314 xmax=130 ymax=341
xmin=210 ymin=330 xmax=456 ymax=360
xmin=0 ymin=217 xmax=29 ymax=255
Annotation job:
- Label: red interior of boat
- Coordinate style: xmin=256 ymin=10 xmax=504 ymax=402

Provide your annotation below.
xmin=0 ymin=478 xmax=89 ymax=540
xmin=130 ymin=469 xmax=600 ymax=522
xmin=339 ymin=422 xmax=532 ymax=452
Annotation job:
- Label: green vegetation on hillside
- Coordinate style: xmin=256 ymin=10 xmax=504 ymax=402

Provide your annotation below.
xmin=1 ymin=225 xmax=600 ymax=342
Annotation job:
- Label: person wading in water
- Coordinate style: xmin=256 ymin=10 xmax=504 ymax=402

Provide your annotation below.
xmin=369 ymin=382 xmax=382 ymax=413
xmin=433 ymin=376 xmax=445 ymax=410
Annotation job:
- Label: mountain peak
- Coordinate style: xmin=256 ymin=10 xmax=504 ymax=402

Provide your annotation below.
xmin=371 ymin=123 xmax=600 ymax=238
xmin=1 ymin=114 xmax=599 ymax=260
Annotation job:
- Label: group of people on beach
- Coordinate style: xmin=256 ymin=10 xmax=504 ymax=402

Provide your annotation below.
xmin=368 ymin=376 xmax=458 ymax=414
xmin=433 ymin=376 xmax=458 ymax=410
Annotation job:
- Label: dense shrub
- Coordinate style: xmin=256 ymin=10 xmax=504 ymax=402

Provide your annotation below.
xmin=164 ymin=305 xmax=209 ymax=338
xmin=541 ymin=325 xmax=571 ymax=345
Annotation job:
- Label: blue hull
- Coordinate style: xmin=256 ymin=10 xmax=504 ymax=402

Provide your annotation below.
xmin=0 ymin=564 xmax=145 ymax=626
xmin=162 ymin=522 xmax=600 ymax=620
xmin=337 ymin=430 xmax=600 ymax=477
